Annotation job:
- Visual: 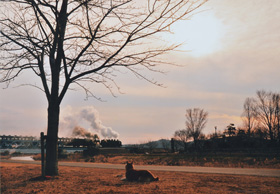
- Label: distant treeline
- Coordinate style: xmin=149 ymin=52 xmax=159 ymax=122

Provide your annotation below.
xmin=172 ymin=133 xmax=280 ymax=154
xmin=172 ymin=90 xmax=280 ymax=153
xmin=172 ymin=125 xmax=280 ymax=154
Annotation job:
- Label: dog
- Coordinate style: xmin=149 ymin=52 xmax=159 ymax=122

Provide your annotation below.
xmin=125 ymin=161 xmax=159 ymax=182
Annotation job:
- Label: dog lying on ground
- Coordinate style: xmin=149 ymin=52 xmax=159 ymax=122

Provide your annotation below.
xmin=125 ymin=161 xmax=159 ymax=182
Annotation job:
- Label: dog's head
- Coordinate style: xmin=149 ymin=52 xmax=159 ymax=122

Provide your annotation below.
xmin=125 ymin=161 xmax=134 ymax=171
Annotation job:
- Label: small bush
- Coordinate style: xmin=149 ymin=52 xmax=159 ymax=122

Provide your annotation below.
xmin=93 ymin=155 xmax=108 ymax=163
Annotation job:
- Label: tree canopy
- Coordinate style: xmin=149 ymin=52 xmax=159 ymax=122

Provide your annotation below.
xmin=0 ymin=0 xmax=207 ymax=99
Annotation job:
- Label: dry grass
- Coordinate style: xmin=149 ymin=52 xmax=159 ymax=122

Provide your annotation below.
xmin=1 ymin=162 xmax=280 ymax=194
xmin=92 ymin=153 xmax=280 ymax=169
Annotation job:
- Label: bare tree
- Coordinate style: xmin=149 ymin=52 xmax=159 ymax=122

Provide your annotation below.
xmin=174 ymin=129 xmax=189 ymax=151
xmin=242 ymin=97 xmax=257 ymax=137
xmin=255 ymin=90 xmax=277 ymax=140
xmin=185 ymin=108 xmax=208 ymax=148
xmin=0 ymin=0 xmax=207 ymax=175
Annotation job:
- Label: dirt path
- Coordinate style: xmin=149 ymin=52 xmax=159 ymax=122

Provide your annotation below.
xmin=2 ymin=159 xmax=280 ymax=177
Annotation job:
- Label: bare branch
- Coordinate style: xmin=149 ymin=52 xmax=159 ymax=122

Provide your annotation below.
xmin=1 ymin=0 xmax=208 ymax=102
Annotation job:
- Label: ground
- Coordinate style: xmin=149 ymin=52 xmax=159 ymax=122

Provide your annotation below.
xmin=1 ymin=162 xmax=280 ymax=194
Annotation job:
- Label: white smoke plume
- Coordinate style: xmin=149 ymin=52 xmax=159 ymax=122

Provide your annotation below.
xmin=60 ymin=106 xmax=119 ymax=139
xmin=80 ymin=107 xmax=119 ymax=139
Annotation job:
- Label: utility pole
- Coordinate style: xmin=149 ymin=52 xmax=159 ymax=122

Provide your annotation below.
xmin=215 ymin=126 xmax=217 ymax=137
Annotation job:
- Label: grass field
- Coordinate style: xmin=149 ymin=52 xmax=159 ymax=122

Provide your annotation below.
xmin=1 ymin=162 xmax=280 ymax=194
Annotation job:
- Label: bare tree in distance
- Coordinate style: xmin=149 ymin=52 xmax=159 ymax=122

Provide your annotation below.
xmin=185 ymin=108 xmax=208 ymax=149
xmin=174 ymin=129 xmax=190 ymax=151
xmin=255 ymin=90 xmax=278 ymax=141
xmin=0 ymin=0 xmax=208 ymax=175
xmin=242 ymin=97 xmax=257 ymax=137
xmin=240 ymin=90 xmax=280 ymax=141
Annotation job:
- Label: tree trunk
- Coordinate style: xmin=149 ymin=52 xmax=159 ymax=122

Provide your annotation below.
xmin=193 ymin=138 xmax=197 ymax=151
xmin=248 ymin=116 xmax=251 ymax=137
xmin=268 ymin=125 xmax=274 ymax=141
xmin=45 ymin=101 xmax=60 ymax=176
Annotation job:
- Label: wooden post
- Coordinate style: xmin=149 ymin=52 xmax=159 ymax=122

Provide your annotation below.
xmin=171 ymin=138 xmax=175 ymax=153
xmin=40 ymin=132 xmax=45 ymax=177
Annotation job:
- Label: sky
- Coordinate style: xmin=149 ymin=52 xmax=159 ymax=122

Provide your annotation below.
xmin=1 ymin=0 xmax=280 ymax=144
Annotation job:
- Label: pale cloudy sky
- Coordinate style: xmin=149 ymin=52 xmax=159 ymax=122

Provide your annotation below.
xmin=1 ymin=0 xmax=280 ymax=144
